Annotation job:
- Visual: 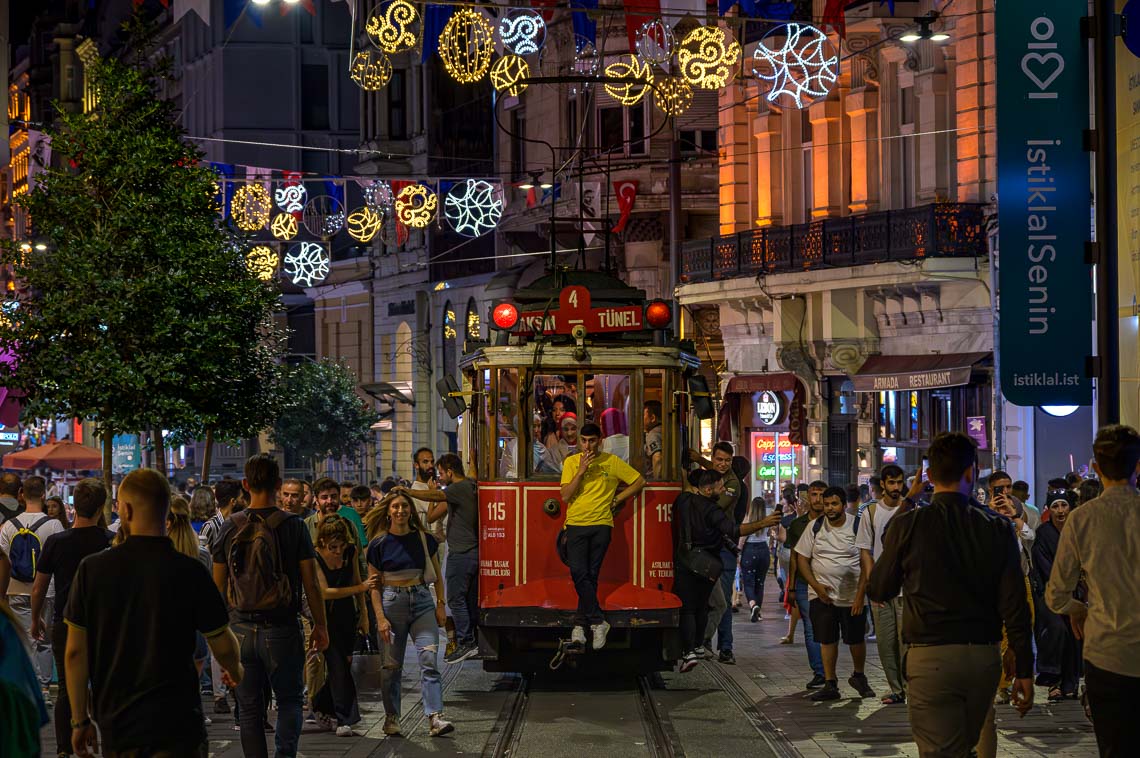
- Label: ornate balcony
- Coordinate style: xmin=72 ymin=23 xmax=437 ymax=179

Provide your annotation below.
xmin=679 ymin=203 xmax=988 ymax=284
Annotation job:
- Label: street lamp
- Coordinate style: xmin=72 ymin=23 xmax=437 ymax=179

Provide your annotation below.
xmin=900 ymin=15 xmax=950 ymax=43
xmin=518 ymin=170 xmax=552 ymax=191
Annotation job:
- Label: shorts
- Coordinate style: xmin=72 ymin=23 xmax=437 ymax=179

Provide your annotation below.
xmin=809 ymin=599 xmax=867 ymax=645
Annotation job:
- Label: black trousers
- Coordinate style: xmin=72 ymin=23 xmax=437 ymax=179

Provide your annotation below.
xmin=312 ymin=637 xmax=360 ymax=727
xmin=674 ymin=567 xmax=716 ymax=654
xmin=565 ymin=525 xmax=612 ymax=626
xmin=1035 ymin=602 xmax=1082 ymax=694
xmin=1085 ymin=660 xmax=1140 ymax=757
xmin=51 ymin=622 xmax=71 ymax=756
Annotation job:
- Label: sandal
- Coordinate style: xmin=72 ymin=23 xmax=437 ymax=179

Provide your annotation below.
xmin=1047 ymin=687 xmax=1064 ymax=703
xmin=881 ymin=692 xmax=906 ymax=705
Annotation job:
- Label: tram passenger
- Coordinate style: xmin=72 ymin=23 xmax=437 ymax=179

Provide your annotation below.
xmin=546 ymin=413 xmax=579 ymax=472
xmin=559 ymin=422 xmax=646 ymax=650
xmin=599 ymin=407 xmax=630 ymax=462
xmin=532 ymin=414 xmax=557 ymax=474
xmin=643 ymin=400 xmax=664 ymax=479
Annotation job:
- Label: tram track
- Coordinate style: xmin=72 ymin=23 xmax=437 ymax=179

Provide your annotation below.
xmin=377 ymin=656 xmax=469 ymax=755
xmin=702 ymin=662 xmax=799 ymax=758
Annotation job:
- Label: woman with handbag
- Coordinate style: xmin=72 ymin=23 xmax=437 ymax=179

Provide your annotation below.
xmin=366 ymin=494 xmax=454 ymax=738
xmin=674 ymin=470 xmax=781 ymax=672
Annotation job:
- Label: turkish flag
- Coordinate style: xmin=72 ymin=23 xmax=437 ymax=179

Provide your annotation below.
xmin=624 ymin=0 xmax=661 ymax=52
xmin=611 ymin=180 xmax=639 ymax=234
xmin=390 ymin=180 xmax=414 ymax=247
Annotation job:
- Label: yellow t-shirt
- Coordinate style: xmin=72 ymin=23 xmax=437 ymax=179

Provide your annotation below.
xmin=561 ymin=451 xmax=641 ymax=527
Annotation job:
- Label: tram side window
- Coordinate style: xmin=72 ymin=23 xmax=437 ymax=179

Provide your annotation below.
xmin=497 ymin=369 xmax=521 ymax=480
xmin=533 ymin=374 xmax=578 ymax=475
xmin=643 ymin=369 xmax=665 ymax=480
xmin=590 ymin=373 xmax=631 ymax=463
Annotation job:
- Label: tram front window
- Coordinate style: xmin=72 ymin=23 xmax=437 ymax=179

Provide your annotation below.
xmin=533 ymin=374 xmax=578 ymax=474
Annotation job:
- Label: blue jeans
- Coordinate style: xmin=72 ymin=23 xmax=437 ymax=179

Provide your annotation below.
xmin=740 ymin=541 xmax=770 ymax=607
xmin=715 ymin=548 xmax=736 ymax=652
xmin=794 ymin=580 xmax=824 ymax=677
xmin=445 ymin=548 xmax=479 ymax=645
xmin=231 ymin=620 xmax=305 ymax=758
xmin=381 ymin=585 xmax=443 ymax=718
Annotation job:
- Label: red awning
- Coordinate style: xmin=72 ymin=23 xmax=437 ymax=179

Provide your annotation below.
xmin=853 ymin=352 xmax=991 ymax=393
xmin=724 ymin=373 xmax=800 ymax=394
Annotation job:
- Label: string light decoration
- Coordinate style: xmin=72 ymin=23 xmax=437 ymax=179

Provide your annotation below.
xmin=350 ymin=50 xmax=393 ymax=91
xmin=653 ymin=76 xmax=694 ymax=116
xmin=362 ymin=180 xmax=394 ymax=211
xmin=302 ymin=196 xmax=345 ymax=238
xmin=245 ymin=245 xmax=279 ymax=281
xmin=677 ymin=25 xmax=741 ymax=90
xmin=346 ymin=206 xmax=384 ymax=243
xmin=274 ymin=183 xmax=306 ymax=213
xmin=570 ymin=38 xmax=599 ymax=95
xmin=490 ymin=54 xmax=530 ymax=97
xmin=284 ymin=242 xmax=330 ymax=287
xmin=603 ymin=55 xmax=654 ymax=106
xmin=439 ymin=9 xmax=495 ymax=84
xmin=270 ymin=212 xmax=299 ymax=241
xmin=444 ymin=179 xmax=503 ymax=238
xmin=395 ymin=184 xmax=438 ymax=228
xmin=467 ymin=309 xmax=481 ymax=339
xmin=231 ymin=184 xmax=273 ymax=231
xmin=751 ymin=23 xmax=839 ymax=110
xmin=635 ymin=19 xmax=675 ymax=65
xmin=499 ymin=8 xmax=546 ymax=56
xmin=365 ymin=0 xmax=420 ymax=55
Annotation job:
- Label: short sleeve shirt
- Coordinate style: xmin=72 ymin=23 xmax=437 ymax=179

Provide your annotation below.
xmin=785 ymin=512 xmax=811 ymax=552
xmin=644 ymin=425 xmax=663 ymax=478
xmin=854 ymin=500 xmax=901 ymax=562
xmin=794 ymin=515 xmax=863 ymax=606
xmin=0 ymin=514 xmax=66 ymax=596
xmin=561 ymin=451 xmax=642 ymax=527
xmin=443 ymin=478 xmax=478 ymax=553
xmin=366 ymin=530 xmax=439 ymax=574
xmin=717 ymin=470 xmax=741 ymax=515
xmin=36 ymin=526 xmax=112 ymax=624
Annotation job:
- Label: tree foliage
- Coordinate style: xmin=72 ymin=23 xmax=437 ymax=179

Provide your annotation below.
xmin=271 ymin=359 xmax=380 ymax=472
xmin=0 ymin=28 xmax=285 ymax=456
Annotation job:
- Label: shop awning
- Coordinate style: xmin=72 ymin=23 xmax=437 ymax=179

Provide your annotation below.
xmin=724 ymin=373 xmax=800 ymax=394
xmin=852 ymin=352 xmax=991 ymax=393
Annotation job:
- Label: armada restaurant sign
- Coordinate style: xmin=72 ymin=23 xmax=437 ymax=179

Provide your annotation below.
xmin=852 ymin=366 xmax=974 ymax=393
xmin=995 ymin=0 xmax=1093 ymax=406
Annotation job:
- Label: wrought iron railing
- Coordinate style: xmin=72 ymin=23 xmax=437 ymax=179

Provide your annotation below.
xmin=680 ymin=203 xmax=988 ymax=283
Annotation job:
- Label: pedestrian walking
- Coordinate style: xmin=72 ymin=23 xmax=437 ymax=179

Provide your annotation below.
xmin=367 ymin=493 xmax=454 ymax=738
xmin=740 ymin=496 xmax=772 ymax=623
xmin=189 ymin=486 xmax=216 ymax=534
xmin=279 ymin=478 xmax=310 ymax=518
xmin=0 ymin=472 xmax=20 ymax=525
xmin=63 ymin=468 xmax=243 ymax=758
xmin=1032 ymin=489 xmax=1082 ymax=703
xmin=45 ymin=496 xmax=70 ymax=531
xmin=1046 ymin=424 xmax=1140 ymax=757
xmin=0 ymin=598 xmax=48 ymax=758
xmin=211 ymin=454 xmax=329 ymax=758
xmin=410 ymin=448 xmax=447 ymax=545
xmin=784 ymin=480 xmax=829 ymax=688
xmin=868 ymin=432 xmax=1034 ymax=758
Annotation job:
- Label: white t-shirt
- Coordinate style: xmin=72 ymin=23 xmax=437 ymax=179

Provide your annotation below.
xmin=794 ymin=514 xmax=862 ymax=607
xmin=854 ymin=500 xmax=901 ymax=562
xmin=411 ymin=479 xmax=446 ymax=541
xmin=0 ymin=512 xmax=65 ymax=597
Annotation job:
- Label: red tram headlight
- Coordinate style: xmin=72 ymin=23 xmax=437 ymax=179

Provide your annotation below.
xmin=492 ymin=302 xmax=519 ymax=330
xmin=645 ymin=300 xmax=671 ymax=330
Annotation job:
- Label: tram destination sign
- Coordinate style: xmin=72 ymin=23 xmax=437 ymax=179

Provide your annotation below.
xmin=513 ymin=285 xmax=646 ymax=335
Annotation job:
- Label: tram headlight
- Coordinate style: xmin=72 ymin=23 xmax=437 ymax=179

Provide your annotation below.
xmin=491 ymin=302 xmax=519 ymax=330
xmin=645 ymin=300 xmax=671 ymax=330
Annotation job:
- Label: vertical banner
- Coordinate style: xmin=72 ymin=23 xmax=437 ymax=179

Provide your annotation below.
xmin=996 ymin=0 xmax=1093 ymax=406
xmin=1116 ymin=0 xmax=1140 ymax=427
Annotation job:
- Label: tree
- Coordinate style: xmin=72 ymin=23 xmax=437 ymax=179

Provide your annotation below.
xmin=271 ymin=359 xmax=380 ymax=476
xmin=0 ymin=24 xmax=285 ymax=503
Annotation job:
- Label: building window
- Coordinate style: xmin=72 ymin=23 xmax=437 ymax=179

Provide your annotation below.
xmin=597 ymin=104 xmax=649 ymax=157
xmin=679 ymin=129 xmax=717 ymax=156
xmin=388 ymin=69 xmax=407 ymax=139
xmin=442 ymin=302 xmax=457 ymax=381
xmin=301 ymin=64 xmax=330 ymax=130
xmin=510 ymin=109 xmax=527 ymax=180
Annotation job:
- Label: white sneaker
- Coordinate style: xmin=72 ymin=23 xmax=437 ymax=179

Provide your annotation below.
xmin=679 ymin=653 xmax=699 ymax=673
xmin=336 ymin=725 xmax=354 ymax=737
xmin=429 ymin=713 xmax=454 ymax=737
xmin=694 ymin=646 xmax=714 ymax=660
xmin=203 ymin=716 xmax=213 ymax=726
xmin=591 ymin=620 xmax=611 ymax=650
xmin=570 ymin=626 xmax=587 ymax=646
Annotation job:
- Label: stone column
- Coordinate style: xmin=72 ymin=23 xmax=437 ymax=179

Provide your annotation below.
xmin=719 ymin=81 xmax=753 ymax=234
xmin=753 ymin=110 xmax=784 ymax=227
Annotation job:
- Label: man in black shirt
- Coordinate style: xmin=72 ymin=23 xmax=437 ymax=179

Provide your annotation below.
xmin=31 ymin=478 xmax=112 ymax=758
xmin=868 ymin=432 xmax=1034 ymax=757
xmin=212 ymin=454 xmax=328 ymax=758
xmin=64 ymin=468 xmax=243 ymax=758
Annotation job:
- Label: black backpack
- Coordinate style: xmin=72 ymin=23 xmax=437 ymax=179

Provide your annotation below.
xmin=226 ymin=510 xmax=293 ymax=613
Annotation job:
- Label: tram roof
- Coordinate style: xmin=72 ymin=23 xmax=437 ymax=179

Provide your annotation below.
xmin=460 ymin=344 xmax=699 ymax=371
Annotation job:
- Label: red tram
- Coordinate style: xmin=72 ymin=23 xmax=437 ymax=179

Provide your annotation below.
xmin=456 ymin=271 xmax=704 ymax=672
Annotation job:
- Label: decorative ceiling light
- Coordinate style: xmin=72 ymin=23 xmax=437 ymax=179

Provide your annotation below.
xmin=444 ymin=179 xmax=503 ymax=238
xmin=751 ymin=23 xmax=839 ymax=110
xmin=490 ymin=54 xmax=530 ymax=96
xmin=270 ymin=212 xmax=299 ymax=241
xmin=284 ymin=242 xmax=330 ymax=287
xmin=274 ymin=183 xmax=306 ymax=214
xmin=346 ymin=206 xmax=384 ymax=243
xmin=302 ymin=195 xmax=345 ymax=238
xmin=245 ymin=245 xmax=279 ymax=282
xmin=362 ymin=179 xmax=394 ymax=210
xmin=635 ymin=18 xmax=675 ymax=66
xmin=439 ymin=9 xmax=495 ymax=84
xmin=395 ymin=184 xmax=438 ymax=228
xmin=677 ymin=25 xmax=741 ymax=90
xmin=603 ymin=55 xmax=654 ymax=106
xmin=231 ymin=184 xmax=273 ymax=231
xmin=365 ymin=0 xmax=420 ymax=54
xmin=653 ymin=76 xmax=694 ymax=116
xmin=499 ymin=8 xmax=546 ymax=56
xmin=350 ymin=49 xmax=393 ymax=91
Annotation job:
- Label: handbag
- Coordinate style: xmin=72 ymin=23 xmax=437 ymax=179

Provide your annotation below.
xmin=417 ymin=529 xmax=438 ymax=585
xmin=676 ymin=496 xmax=723 ymax=582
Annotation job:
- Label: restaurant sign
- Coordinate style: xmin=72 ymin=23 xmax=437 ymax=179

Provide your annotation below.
xmin=852 ymin=366 xmax=973 ymax=394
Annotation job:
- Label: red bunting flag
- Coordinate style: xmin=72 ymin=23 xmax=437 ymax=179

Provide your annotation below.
xmin=624 ymin=0 xmax=662 ymax=52
xmin=611 ymin=180 xmax=639 ymax=234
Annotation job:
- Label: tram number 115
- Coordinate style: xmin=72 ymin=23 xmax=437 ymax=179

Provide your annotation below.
xmin=486 ymin=502 xmax=507 ymax=521
xmin=656 ymin=503 xmax=672 ymax=522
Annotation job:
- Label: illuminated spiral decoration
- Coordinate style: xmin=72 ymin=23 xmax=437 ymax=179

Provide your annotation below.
xmin=349 ymin=49 xmax=393 ymax=91
xmin=302 ymin=196 xmax=345 ymax=238
xmin=635 ymin=19 xmax=675 ymax=65
xmin=499 ymin=8 xmax=546 ymax=56
xmin=274 ymin=183 xmax=306 ymax=213
xmin=395 ymin=184 xmax=438 ymax=228
xmin=677 ymin=25 xmax=741 ymax=90
xmin=365 ymin=0 xmax=420 ymax=54
xmin=245 ymin=245 xmax=279 ymax=282
xmin=653 ymin=76 xmax=694 ymax=117
xmin=270 ymin=212 xmax=298 ymax=241
xmin=346 ymin=206 xmax=384 ymax=243
xmin=439 ymin=9 xmax=495 ymax=84
xmin=603 ymin=55 xmax=654 ymax=107
xmin=231 ymin=184 xmax=272 ymax=231
xmin=490 ymin=54 xmax=530 ymax=97
xmin=284 ymin=242 xmax=330 ymax=287
xmin=444 ymin=179 xmax=503 ymax=238
xmin=751 ymin=23 xmax=839 ymax=110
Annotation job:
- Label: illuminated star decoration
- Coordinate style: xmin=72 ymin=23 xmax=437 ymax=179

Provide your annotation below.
xmin=653 ymin=76 xmax=694 ymax=116
xmin=365 ymin=0 xmax=420 ymax=55
xmin=499 ymin=8 xmax=546 ymax=56
xmin=246 ymin=245 xmax=279 ymax=281
xmin=677 ymin=25 xmax=741 ymax=90
xmin=439 ymin=9 xmax=495 ymax=84
xmin=490 ymin=54 xmax=530 ymax=97
xmin=751 ymin=23 xmax=839 ymax=110
xmin=274 ymin=183 xmax=306 ymax=213
xmin=350 ymin=50 xmax=393 ymax=91
xmin=347 ymin=206 xmax=384 ymax=243
xmin=444 ymin=179 xmax=503 ymax=238
xmin=231 ymin=184 xmax=273 ymax=231
xmin=284 ymin=242 xmax=330 ymax=287
xmin=395 ymin=184 xmax=438 ymax=228
xmin=635 ymin=19 xmax=675 ymax=66
xmin=270 ymin=212 xmax=299 ymax=241
xmin=302 ymin=196 xmax=345 ymax=238
xmin=604 ymin=55 xmax=654 ymax=107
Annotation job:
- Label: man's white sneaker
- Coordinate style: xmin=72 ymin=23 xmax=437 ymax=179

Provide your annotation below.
xmin=591 ymin=620 xmax=611 ymax=650
xmin=679 ymin=653 xmax=699 ymax=673
xmin=429 ymin=713 xmax=454 ymax=737
xmin=336 ymin=725 xmax=354 ymax=737
xmin=570 ymin=626 xmax=587 ymax=646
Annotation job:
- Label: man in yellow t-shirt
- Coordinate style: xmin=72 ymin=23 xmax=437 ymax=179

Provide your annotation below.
xmin=560 ymin=421 xmax=646 ymax=651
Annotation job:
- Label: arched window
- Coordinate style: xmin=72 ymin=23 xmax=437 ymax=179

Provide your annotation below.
xmin=465 ymin=297 xmax=481 ymax=343
xmin=442 ymin=301 xmax=457 ymax=380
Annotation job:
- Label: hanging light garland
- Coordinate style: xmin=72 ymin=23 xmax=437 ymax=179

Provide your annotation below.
xmin=653 ymin=76 xmax=694 ymax=116
xmin=284 ymin=242 xmax=330 ymax=287
xmin=490 ymin=54 xmax=530 ymax=97
xmin=346 ymin=206 xmax=384 ymax=243
xmin=569 ymin=37 xmax=600 ymax=96
xmin=231 ymin=184 xmax=273 ymax=231
xmin=439 ymin=9 xmax=495 ymax=84
xmin=677 ymin=25 xmax=741 ymax=90
xmin=365 ymin=0 xmax=420 ymax=55
xmin=444 ymin=179 xmax=503 ymax=238
xmin=635 ymin=18 xmax=675 ymax=66
xmin=603 ymin=55 xmax=654 ymax=107
xmin=751 ymin=23 xmax=839 ymax=110
xmin=245 ymin=245 xmax=279 ymax=281
xmin=395 ymin=184 xmax=438 ymax=228
xmin=350 ymin=50 xmax=393 ymax=91
xmin=270 ymin=212 xmax=299 ymax=241
xmin=499 ymin=8 xmax=546 ymax=56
